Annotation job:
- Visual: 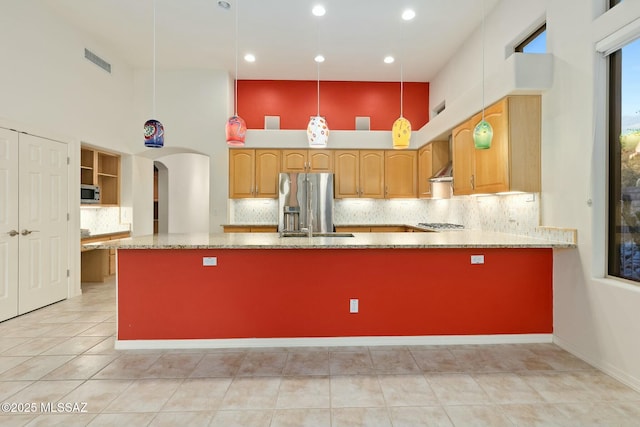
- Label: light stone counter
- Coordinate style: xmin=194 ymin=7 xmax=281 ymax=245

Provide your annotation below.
xmin=85 ymin=230 xmax=575 ymax=250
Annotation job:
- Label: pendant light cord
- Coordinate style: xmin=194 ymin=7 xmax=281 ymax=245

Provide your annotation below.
xmin=152 ymin=0 xmax=157 ymax=119
xmin=481 ymin=0 xmax=486 ymax=121
xmin=400 ymin=22 xmax=404 ymax=118
xmin=316 ymin=17 xmax=321 ymax=117
xmin=234 ymin=0 xmax=239 ymax=116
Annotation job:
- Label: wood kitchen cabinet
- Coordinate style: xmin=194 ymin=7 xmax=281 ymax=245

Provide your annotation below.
xmin=334 ymin=150 xmax=384 ymax=198
xmin=452 ymin=95 xmax=541 ymax=195
xmin=223 ymin=225 xmax=278 ymax=233
xmin=418 ymin=140 xmax=449 ymax=198
xmin=281 ymin=149 xmax=333 ymax=172
xmin=385 ymin=150 xmax=417 ymax=198
xmin=81 ymin=145 xmax=120 ymax=205
xmin=229 ymin=149 xmax=280 ymax=198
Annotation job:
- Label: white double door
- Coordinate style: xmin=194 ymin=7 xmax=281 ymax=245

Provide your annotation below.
xmin=0 ymin=128 xmax=68 ymax=322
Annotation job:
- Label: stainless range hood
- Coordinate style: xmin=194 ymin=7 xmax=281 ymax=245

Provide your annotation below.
xmin=429 ymin=161 xmax=453 ymax=199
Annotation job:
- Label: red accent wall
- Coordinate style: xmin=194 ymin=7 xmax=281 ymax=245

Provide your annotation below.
xmin=117 ymin=248 xmax=552 ymax=341
xmin=237 ymin=80 xmax=429 ymax=131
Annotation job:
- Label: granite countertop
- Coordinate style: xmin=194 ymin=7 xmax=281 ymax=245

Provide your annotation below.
xmin=80 ymin=230 xmax=131 ymax=241
xmin=84 ymin=231 xmax=576 ymax=250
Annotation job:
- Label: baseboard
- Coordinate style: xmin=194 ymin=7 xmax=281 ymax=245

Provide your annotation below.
xmin=114 ymin=333 xmax=553 ymax=350
xmin=553 ymin=335 xmax=640 ymax=393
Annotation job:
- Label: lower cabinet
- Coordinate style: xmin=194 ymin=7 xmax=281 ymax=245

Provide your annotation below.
xmin=81 ymin=232 xmax=130 ymax=282
xmin=223 ymin=226 xmax=278 ymax=233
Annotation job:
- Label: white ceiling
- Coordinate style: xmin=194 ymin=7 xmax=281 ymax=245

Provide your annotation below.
xmin=42 ymin=0 xmax=500 ymax=82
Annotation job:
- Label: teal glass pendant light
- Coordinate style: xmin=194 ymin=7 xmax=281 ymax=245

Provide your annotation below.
xmin=473 ymin=0 xmax=492 ymax=150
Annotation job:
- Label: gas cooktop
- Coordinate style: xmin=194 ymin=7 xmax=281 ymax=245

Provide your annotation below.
xmin=418 ymin=222 xmax=465 ymax=230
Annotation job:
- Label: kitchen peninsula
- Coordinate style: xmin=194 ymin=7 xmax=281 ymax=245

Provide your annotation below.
xmin=89 ymin=231 xmax=575 ymax=349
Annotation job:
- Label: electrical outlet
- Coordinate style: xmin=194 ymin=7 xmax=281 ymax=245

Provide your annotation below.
xmin=202 ymin=257 xmax=218 ymax=266
xmin=350 ymin=299 xmax=359 ymax=313
xmin=470 ymin=255 xmax=485 ymax=264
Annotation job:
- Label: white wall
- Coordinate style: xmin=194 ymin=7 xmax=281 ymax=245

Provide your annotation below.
xmin=426 ymin=0 xmax=640 ymax=390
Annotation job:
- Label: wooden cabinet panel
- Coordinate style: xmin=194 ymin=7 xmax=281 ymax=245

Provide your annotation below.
xmin=282 ymin=149 xmax=333 ymax=172
xmin=385 ymin=150 xmax=417 ymax=198
xmin=281 ymin=150 xmax=307 ymax=172
xmin=223 ymin=226 xmax=277 ymax=233
xmin=81 ymin=146 xmax=120 ymax=205
xmin=229 ymin=149 xmax=280 ymax=198
xmin=418 ymin=140 xmax=449 ymax=198
xmin=308 ymin=150 xmax=333 ymax=172
xmin=370 ymin=226 xmax=406 ymax=232
xmin=452 ymin=95 xmax=540 ymax=195
xmin=359 ymin=150 xmax=384 ymax=199
xmin=334 ymin=150 xmax=360 ymax=198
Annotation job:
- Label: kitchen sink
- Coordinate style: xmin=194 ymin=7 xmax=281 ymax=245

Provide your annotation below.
xmin=279 ymin=232 xmax=355 ymax=238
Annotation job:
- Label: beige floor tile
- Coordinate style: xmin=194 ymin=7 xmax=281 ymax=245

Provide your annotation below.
xmin=92 ymin=353 xmax=162 ymax=379
xmin=369 ymin=348 xmax=421 ymax=374
xmin=77 ymin=322 xmax=116 ymax=337
xmin=331 ymin=375 xmax=385 ymax=408
xmin=388 ymin=406 xmax=454 ymax=427
xmin=23 ymin=413 xmax=97 ymax=426
xmin=329 ymin=350 xmax=374 ymax=375
xmin=237 ymin=351 xmax=287 ymax=376
xmin=148 ymin=411 xmax=214 ymax=427
xmin=2 ymin=337 xmax=65 ymax=356
xmin=83 ymin=337 xmax=117 ymax=355
xmin=8 ymin=380 xmax=83 ymax=403
xmin=59 ymin=379 xmax=132 ymax=413
xmin=331 ymin=407 xmax=392 ymax=427
xmin=161 ymin=377 xmax=232 ymax=411
xmin=0 ymin=355 xmax=75 ymax=380
xmin=220 ymin=377 xmax=281 ymax=410
xmin=0 ymin=356 xmax=31 ymax=375
xmin=445 ymin=404 xmax=515 ymax=427
xmin=473 ymin=372 xmax=546 ymax=404
xmin=41 ymin=336 xmax=106 ymax=355
xmin=104 ymin=378 xmax=182 ymax=412
xmin=0 ymin=380 xmax=32 ymax=402
xmin=276 ymin=376 xmax=330 ymax=409
xmin=527 ymin=344 xmax=595 ymax=371
xmin=189 ymin=352 xmax=245 ymax=378
xmin=272 ymin=408 xmax=331 ymax=427
xmin=283 ymin=351 xmax=330 ymax=376
xmin=86 ymin=412 xmax=156 ymax=426
xmin=0 ymin=414 xmax=37 ymax=426
xmin=553 ymin=401 xmax=638 ymax=427
xmin=209 ymin=409 xmax=273 ymax=427
xmin=498 ymin=403 xmax=570 ymax=427
xmin=378 ymin=374 xmax=439 ymax=406
xmin=518 ymin=371 xmax=600 ymax=403
xmin=42 ymin=354 xmax=118 ymax=380
xmin=0 ymin=338 xmax=31 ymax=354
xmin=425 ymin=373 xmax=491 ymax=405
xmin=141 ymin=352 xmax=204 ymax=378
xmin=567 ymin=370 xmax=640 ymax=401
xmin=37 ymin=322 xmax=96 ymax=337
xmin=410 ymin=348 xmax=461 ymax=373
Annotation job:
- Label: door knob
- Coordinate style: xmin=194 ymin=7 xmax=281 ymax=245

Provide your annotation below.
xmin=21 ymin=229 xmax=38 ymax=236
xmin=7 ymin=230 xmax=19 ymax=237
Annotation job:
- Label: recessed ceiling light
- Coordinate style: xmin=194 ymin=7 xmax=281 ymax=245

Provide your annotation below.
xmin=314 ymin=54 xmax=325 ymax=63
xmin=384 ymin=56 xmax=395 ymax=64
xmin=312 ymin=5 xmax=326 ymax=17
xmin=402 ymin=9 xmax=416 ymax=21
xmin=244 ymin=53 xmax=256 ymax=62
xmin=218 ymin=1 xmax=231 ymax=10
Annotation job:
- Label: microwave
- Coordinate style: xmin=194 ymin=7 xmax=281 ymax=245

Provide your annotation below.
xmin=81 ymin=184 xmax=100 ymax=204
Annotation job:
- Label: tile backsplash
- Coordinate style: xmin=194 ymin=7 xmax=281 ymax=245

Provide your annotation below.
xmin=80 ymin=207 xmax=130 ymax=236
xmin=229 ymin=193 xmax=576 ymax=244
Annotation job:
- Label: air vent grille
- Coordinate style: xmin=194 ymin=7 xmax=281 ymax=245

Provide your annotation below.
xmin=84 ymin=48 xmax=111 ymax=73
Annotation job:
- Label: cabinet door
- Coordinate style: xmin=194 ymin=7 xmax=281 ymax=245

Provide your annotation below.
xmin=308 ymin=150 xmax=333 ymax=172
xmin=418 ymin=145 xmax=433 ymax=197
xmin=385 ymin=151 xmax=417 ymax=198
xmin=334 ymin=150 xmax=359 ymax=198
xmin=229 ymin=149 xmax=255 ymax=198
xmin=474 ymin=98 xmax=509 ymax=193
xmin=255 ymin=150 xmax=280 ymax=198
xmin=452 ymin=118 xmax=475 ymax=195
xmin=281 ymin=150 xmax=308 ymax=172
xmin=360 ymin=150 xmax=385 ymax=199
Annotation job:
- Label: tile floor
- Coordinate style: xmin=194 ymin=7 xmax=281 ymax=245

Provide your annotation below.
xmin=1 ymin=278 xmax=639 ymax=426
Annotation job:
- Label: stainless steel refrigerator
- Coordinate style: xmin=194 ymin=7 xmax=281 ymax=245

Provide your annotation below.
xmin=278 ymin=173 xmax=334 ymax=233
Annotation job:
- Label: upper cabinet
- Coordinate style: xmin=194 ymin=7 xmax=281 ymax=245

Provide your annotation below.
xmin=334 ymin=150 xmax=385 ymax=199
xmin=229 ymin=149 xmax=280 ymax=199
xmin=452 ymin=95 xmax=541 ymax=195
xmin=281 ymin=149 xmax=333 ymax=172
xmin=385 ymin=150 xmax=417 ymax=198
xmin=418 ymin=141 xmax=449 ymax=198
xmin=81 ymin=146 xmax=120 ymax=205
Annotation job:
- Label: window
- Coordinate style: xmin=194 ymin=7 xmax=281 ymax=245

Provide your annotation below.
xmin=515 ymin=24 xmax=546 ymax=53
xmin=608 ymin=37 xmax=640 ymax=283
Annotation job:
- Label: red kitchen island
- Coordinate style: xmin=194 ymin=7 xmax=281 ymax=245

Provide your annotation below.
xmin=88 ymin=231 xmax=575 ymax=349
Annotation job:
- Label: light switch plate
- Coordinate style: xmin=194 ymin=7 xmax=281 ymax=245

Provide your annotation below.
xmin=470 ymin=255 xmax=485 ymax=264
xmin=202 ymin=257 xmax=218 ymax=266
xmin=350 ymin=299 xmax=359 ymax=313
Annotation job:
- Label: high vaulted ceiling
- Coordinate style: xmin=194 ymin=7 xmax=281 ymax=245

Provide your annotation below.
xmin=41 ymin=0 xmax=500 ymax=82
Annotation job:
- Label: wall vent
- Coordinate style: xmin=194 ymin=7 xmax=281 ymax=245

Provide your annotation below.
xmin=84 ymin=48 xmax=111 ymax=73
xmin=355 ymin=116 xmax=370 ymax=131
xmin=265 ymin=116 xmax=280 ymax=130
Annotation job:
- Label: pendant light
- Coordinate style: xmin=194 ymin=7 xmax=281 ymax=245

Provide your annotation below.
xmin=307 ymin=5 xmax=329 ymax=148
xmin=473 ymin=0 xmax=493 ymax=150
xmin=392 ymin=9 xmax=414 ymax=150
xmin=226 ymin=0 xmax=247 ymax=146
xmin=144 ymin=0 xmax=164 ymax=148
